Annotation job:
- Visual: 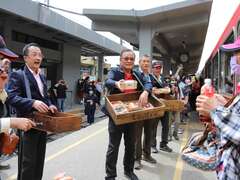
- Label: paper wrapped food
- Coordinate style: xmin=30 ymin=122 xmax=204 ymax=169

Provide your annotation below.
xmin=119 ymin=80 xmax=137 ymax=91
xmin=105 ymin=91 xmax=166 ymax=125
xmin=111 ymin=100 xmax=154 ymax=114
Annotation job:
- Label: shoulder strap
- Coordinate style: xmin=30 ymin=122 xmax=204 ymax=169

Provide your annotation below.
xmin=224 ymin=94 xmax=238 ymax=108
xmin=151 ymin=74 xmax=163 ymax=88
xmin=22 ymin=70 xmax=32 ymax=99
xmin=133 ymin=71 xmax=145 ymax=90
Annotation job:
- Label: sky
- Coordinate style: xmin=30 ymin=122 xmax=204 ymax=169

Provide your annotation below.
xmin=33 ymin=0 xmax=185 ymax=66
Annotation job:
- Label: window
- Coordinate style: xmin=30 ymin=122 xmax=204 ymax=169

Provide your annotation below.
xmin=12 ymin=31 xmax=60 ymax=51
xmin=224 ymin=32 xmax=234 ymax=44
xmin=212 ymin=55 xmax=218 ymax=89
xmin=237 ymin=20 xmax=240 ymax=36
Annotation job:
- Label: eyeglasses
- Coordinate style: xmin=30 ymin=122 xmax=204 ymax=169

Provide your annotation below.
xmin=153 ymin=66 xmax=162 ymax=69
xmin=121 ymin=57 xmax=134 ymax=61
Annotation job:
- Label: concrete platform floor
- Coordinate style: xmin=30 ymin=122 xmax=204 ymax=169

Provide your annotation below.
xmin=2 ymin=116 xmax=216 ymax=180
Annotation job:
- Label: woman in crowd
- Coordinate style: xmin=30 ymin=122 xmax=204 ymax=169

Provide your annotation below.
xmin=0 ymin=35 xmax=35 ymax=133
xmin=196 ymin=36 xmax=240 ymax=180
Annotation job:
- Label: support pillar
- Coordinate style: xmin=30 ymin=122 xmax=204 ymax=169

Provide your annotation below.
xmin=163 ymin=58 xmax=171 ymax=75
xmin=139 ymin=24 xmax=152 ymax=58
xmin=97 ymin=55 xmax=104 ymax=81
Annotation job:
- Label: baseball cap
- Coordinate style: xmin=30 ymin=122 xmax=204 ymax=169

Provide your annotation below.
xmin=220 ymin=36 xmax=240 ymax=52
xmin=152 ymin=60 xmax=163 ymax=68
xmin=0 ymin=35 xmax=18 ymax=59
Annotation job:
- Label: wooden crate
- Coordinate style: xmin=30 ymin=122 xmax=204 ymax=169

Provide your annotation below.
xmin=155 ymin=94 xmax=185 ymax=112
xmin=32 ymin=112 xmax=82 ymax=133
xmin=105 ymin=91 xmax=166 ymax=125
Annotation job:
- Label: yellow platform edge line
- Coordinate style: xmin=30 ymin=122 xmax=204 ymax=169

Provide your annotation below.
xmin=7 ymin=126 xmax=107 ymax=180
xmin=173 ymin=123 xmax=189 ymax=180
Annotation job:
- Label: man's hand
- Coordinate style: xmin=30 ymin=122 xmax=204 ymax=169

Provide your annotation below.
xmin=33 ymin=100 xmax=49 ymax=113
xmin=181 ymin=99 xmax=188 ymax=105
xmin=115 ymin=79 xmax=125 ymax=92
xmin=138 ymin=90 xmax=149 ymax=107
xmin=215 ymin=94 xmax=228 ymax=105
xmin=10 ymin=118 xmax=36 ymax=131
xmin=196 ymin=94 xmax=226 ymax=116
xmin=49 ymin=105 xmax=58 ymax=113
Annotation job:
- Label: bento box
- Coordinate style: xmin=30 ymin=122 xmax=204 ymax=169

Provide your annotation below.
xmin=105 ymin=91 xmax=166 ymax=125
xmin=31 ymin=112 xmax=82 ymax=133
xmin=155 ymin=94 xmax=185 ymax=112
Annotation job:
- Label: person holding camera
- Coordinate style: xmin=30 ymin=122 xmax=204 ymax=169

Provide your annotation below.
xmin=55 ymin=79 xmax=68 ymax=112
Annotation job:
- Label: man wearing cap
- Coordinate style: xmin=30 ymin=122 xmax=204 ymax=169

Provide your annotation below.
xmin=133 ymin=55 xmax=156 ymax=170
xmin=0 ymin=35 xmax=35 ymax=171
xmin=150 ymin=60 xmax=173 ymax=153
xmin=105 ymin=49 xmax=152 ymax=180
xmin=7 ymin=43 xmax=57 ymax=180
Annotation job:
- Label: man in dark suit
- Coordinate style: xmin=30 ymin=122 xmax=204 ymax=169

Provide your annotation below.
xmin=7 ymin=43 xmax=57 ymax=180
xmin=105 ymin=49 xmax=152 ymax=180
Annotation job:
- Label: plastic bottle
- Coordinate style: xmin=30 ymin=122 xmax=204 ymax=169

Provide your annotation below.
xmin=199 ymin=79 xmax=215 ymax=123
xmin=201 ymin=79 xmax=215 ymax=97
xmin=236 ymin=82 xmax=240 ymax=94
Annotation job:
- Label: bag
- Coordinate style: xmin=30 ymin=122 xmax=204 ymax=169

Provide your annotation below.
xmin=181 ymin=126 xmax=219 ymax=171
xmin=181 ymin=95 xmax=238 ymax=171
xmin=0 ymin=132 xmax=19 ymax=155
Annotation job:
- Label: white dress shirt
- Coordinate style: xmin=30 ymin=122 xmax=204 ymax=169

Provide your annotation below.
xmin=0 ymin=117 xmax=10 ymax=132
xmin=26 ymin=65 xmax=44 ymax=97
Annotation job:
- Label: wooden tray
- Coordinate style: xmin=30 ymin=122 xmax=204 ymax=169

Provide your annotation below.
xmin=155 ymin=94 xmax=185 ymax=112
xmin=105 ymin=91 xmax=166 ymax=125
xmin=31 ymin=112 xmax=82 ymax=133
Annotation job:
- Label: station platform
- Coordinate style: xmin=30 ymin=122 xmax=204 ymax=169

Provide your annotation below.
xmin=3 ymin=114 xmax=216 ymax=180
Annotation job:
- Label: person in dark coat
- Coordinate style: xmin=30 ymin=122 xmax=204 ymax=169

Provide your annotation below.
xmin=47 ymin=85 xmax=58 ymax=107
xmin=55 ymin=79 xmax=68 ymax=112
xmin=84 ymin=90 xmax=98 ymax=124
xmin=150 ymin=60 xmax=173 ymax=153
xmin=104 ymin=49 xmax=152 ymax=180
xmin=7 ymin=43 xmax=58 ymax=180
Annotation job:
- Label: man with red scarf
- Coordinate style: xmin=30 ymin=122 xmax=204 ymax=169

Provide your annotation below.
xmin=105 ymin=49 xmax=152 ymax=180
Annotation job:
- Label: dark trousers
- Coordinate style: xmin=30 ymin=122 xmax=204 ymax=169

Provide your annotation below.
xmin=152 ymin=112 xmax=169 ymax=147
xmin=105 ymin=118 xmax=136 ymax=179
xmin=135 ymin=120 xmax=153 ymax=160
xmin=18 ymin=129 xmax=47 ymax=180
xmin=87 ymin=108 xmax=96 ymax=124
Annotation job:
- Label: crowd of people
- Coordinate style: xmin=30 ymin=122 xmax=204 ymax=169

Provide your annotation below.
xmin=0 ymin=31 xmax=240 ymax=180
xmin=103 ymin=49 xmax=204 ymax=180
